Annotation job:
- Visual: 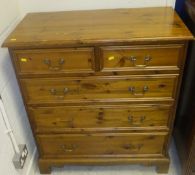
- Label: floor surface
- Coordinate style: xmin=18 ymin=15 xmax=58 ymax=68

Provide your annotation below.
xmin=36 ymin=141 xmax=181 ymax=175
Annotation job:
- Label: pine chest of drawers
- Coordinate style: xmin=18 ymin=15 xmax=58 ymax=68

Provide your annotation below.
xmin=2 ymin=7 xmax=193 ymax=174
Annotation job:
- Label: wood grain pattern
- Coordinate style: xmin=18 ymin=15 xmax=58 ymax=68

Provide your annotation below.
xmin=13 ymin=48 xmax=95 ymax=75
xmin=2 ymin=7 xmax=192 ymax=175
xmin=100 ymin=44 xmax=184 ymax=72
xmin=2 ymin=8 xmax=193 ymax=48
xmin=38 ymin=157 xmax=170 ymax=174
xmin=37 ymin=132 xmax=167 ymax=158
xmin=29 ymin=104 xmax=172 ymax=133
xmin=21 ymin=75 xmax=178 ymax=104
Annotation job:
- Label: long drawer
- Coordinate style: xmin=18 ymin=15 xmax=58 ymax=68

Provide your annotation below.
xmin=37 ymin=132 xmax=167 ymax=158
xmin=21 ymin=75 xmax=178 ymax=104
xmin=12 ymin=48 xmax=95 ymax=75
xmin=100 ymin=44 xmax=184 ymax=72
xmin=29 ymin=104 xmax=172 ymax=133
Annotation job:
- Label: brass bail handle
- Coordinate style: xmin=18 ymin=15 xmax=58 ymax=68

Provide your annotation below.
xmin=44 ymin=58 xmax=65 ymax=71
xmin=50 ymin=87 xmax=69 ymax=96
xmin=128 ymin=85 xmax=149 ymax=96
xmin=129 ymin=55 xmax=152 ymax=67
xmin=128 ymin=115 xmax=146 ymax=124
xmin=61 ymin=144 xmax=77 ymax=152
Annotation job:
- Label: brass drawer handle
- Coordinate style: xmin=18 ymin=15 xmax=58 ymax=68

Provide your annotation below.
xmin=128 ymin=86 xmax=149 ymax=96
xmin=50 ymin=88 xmax=57 ymax=95
xmin=50 ymin=87 xmax=69 ymax=96
xmin=61 ymin=144 xmax=77 ymax=152
xmin=129 ymin=55 xmax=151 ymax=67
xmin=64 ymin=87 xmax=69 ymax=94
xmin=44 ymin=58 xmax=65 ymax=71
xmin=128 ymin=116 xmax=146 ymax=124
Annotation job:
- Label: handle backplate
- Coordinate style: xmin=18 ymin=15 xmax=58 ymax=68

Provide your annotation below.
xmin=128 ymin=85 xmax=149 ymax=96
xmin=129 ymin=55 xmax=152 ymax=67
xmin=44 ymin=58 xmax=65 ymax=71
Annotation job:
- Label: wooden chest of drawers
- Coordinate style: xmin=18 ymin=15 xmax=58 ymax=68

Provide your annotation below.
xmin=2 ymin=7 xmax=193 ymax=174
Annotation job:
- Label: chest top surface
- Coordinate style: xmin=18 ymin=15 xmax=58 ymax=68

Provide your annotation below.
xmin=2 ymin=7 xmax=193 ymax=48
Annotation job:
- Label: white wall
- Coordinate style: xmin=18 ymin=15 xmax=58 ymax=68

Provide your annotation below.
xmin=0 ymin=0 xmax=20 ymax=35
xmin=18 ymin=0 xmax=176 ymax=15
xmin=0 ymin=0 xmax=36 ymax=175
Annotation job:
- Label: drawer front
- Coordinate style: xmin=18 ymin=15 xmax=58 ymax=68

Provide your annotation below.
xmin=21 ymin=75 xmax=177 ymax=104
xmin=13 ymin=48 xmax=95 ymax=75
xmin=37 ymin=133 xmax=167 ymax=157
xmin=100 ymin=45 xmax=184 ymax=72
xmin=29 ymin=104 xmax=172 ymax=133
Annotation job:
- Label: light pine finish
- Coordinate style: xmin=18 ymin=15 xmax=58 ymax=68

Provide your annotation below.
xmin=100 ymin=45 xmax=184 ymax=72
xmin=21 ymin=75 xmax=178 ymax=104
xmin=2 ymin=8 xmax=193 ymax=48
xmin=13 ymin=48 xmax=95 ymax=75
xmin=29 ymin=104 xmax=172 ymax=133
xmin=37 ymin=133 xmax=167 ymax=158
xmin=2 ymin=7 xmax=193 ymax=174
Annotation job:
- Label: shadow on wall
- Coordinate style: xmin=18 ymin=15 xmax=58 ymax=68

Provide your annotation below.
xmin=175 ymin=0 xmax=186 ymax=19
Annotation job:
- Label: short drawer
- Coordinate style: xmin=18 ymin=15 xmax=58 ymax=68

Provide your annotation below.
xmin=13 ymin=48 xmax=95 ymax=75
xmin=29 ymin=104 xmax=172 ymax=133
xmin=21 ymin=75 xmax=178 ymax=104
xmin=37 ymin=132 xmax=167 ymax=157
xmin=100 ymin=45 xmax=184 ymax=72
